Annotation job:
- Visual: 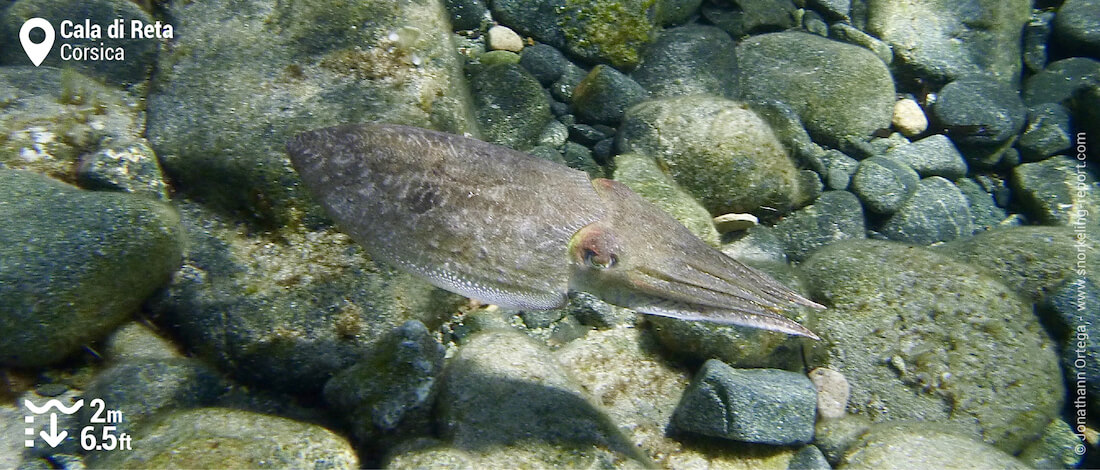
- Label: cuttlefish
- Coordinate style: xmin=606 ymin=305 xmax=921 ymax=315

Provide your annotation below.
xmin=287 ymin=123 xmax=822 ymax=339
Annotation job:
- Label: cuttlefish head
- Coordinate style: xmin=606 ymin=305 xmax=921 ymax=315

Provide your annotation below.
xmin=568 ymin=179 xmax=822 ymax=339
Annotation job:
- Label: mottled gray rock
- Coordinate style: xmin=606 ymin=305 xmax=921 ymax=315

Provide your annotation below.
xmin=1053 ymin=0 xmax=1100 ymax=59
xmin=850 ymin=157 xmax=919 ymax=214
xmin=470 ymin=63 xmax=553 ymax=150
xmin=1012 ymin=155 xmax=1100 ymax=226
xmin=613 ymin=152 xmax=720 ymax=246
xmin=519 ymin=43 xmax=572 ymax=86
xmin=935 ymin=226 xmax=1088 ymax=302
xmin=672 ymin=360 xmax=816 ymax=445
xmin=438 ymin=329 xmax=645 ymax=466
xmin=774 ymin=190 xmax=866 ymax=262
xmin=632 ymin=24 xmax=737 ymax=98
xmin=721 ymin=225 xmax=789 ymax=265
xmin=955 ymin=178 xmax=1006 ymax=230
xmin=88 ymin=408 xmax=358 ymax=469
xmin=562 ymin=141 xmax=603 ymax=178
xmin=865 ymin=0 xmax=1030 ymax=85
xmin=537 ymin=120 xmax=569 ymax=148
xmin=788 ymin=445 xmax=830 ymax=470
xmin=0 ymin=170 xmax=181 ymax=367
xmin=882 ymin=134 xmax=968 ymax=180
xmin=572 ymin=65 xmax=648 ymax=125
xmin=736 ymin=32 xmax=894 ymax=146
xmin=1019 ymin=103 xmax=1072 ymax=162
xmin=1023 ymin=57 xmax=1100 ymax=106
xmin=148 ymin=0 xmax=478 ymax=226
xmin=443 ymin=0 xmax=489 ymax=30
xmin=76 ymin=141 xmax=168 ymax=200
xmin=880 ymin=177 xmax=972 ymax=245
xmin=701 ymin=0 xmax=797 ymax=38
xmin=1024 ymin=11 xmax=1055 ymax=73
xmin=1018 ymin=419 xmax=1085 ymax=469
xmin=932 ymin=77 xmax=1026 ymax=146
xmin=324 ymin=320 xmax=444 ymax=446
xmin=0 ymin=0 xmax=157 ymax=86
xmin=619 ymin=95 xmax=812 ymax=217
xmin=147 ymin=200 xmax=457 ymax=394
xmin=840 ymin=423 xmax=1028 ymax=469
xmin=819 ymin=150 xmax=860 ymax=190
xmin=828 ymin=23 xmax=892 ymax=65
xmin=813 ymin=414 xmax=870 ymax=465
xmin=802 ymin=240 xmax=1064 ymax=453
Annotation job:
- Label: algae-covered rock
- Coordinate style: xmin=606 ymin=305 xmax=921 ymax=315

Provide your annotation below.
xmin=802 ymin=240 xmax=1063 ymax=453
xmin=147 ymin=200 xmax=459 ymax=394
xmin=0 ymin=170 xmax=182 ymax=367
xmin=619 ymin=95 xmax=811 ymax=217
xmin=839 ymin=422 xmax=1028 ymax=469
xmin=1012 ymin=155 xmax=1100 ymax=226
xmin=89 ymin=408 xmax=358 ymax=469
xmin=148 ymin=0 xmax=478 ymax=226
xmin=469 ymin=63 xmax=553 ymax=151
xmin=736 ymin=32 xmax=894 ymax=146
xmin=613 ymin=152 xmax=720 ymax=246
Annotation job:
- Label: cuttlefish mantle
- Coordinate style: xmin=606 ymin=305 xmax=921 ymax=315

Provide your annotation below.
xmin=287 ymin=123 xmax=822 ymax=339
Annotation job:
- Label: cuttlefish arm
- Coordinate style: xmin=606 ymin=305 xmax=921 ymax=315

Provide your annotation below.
xmin=287 ymin=123 xmax=822 ymax=339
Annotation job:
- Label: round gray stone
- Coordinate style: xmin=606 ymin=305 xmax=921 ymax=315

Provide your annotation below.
xmin=850 ymin=156 xmax=920 ymax=214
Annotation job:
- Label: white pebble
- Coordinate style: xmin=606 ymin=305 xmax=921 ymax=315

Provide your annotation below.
xmin=713 ymin=213 xmax=758 ymax=233
xmin=487 ymin=25 xmax=524 ymax=52
xmin=809 ymin=367 xmax=850 ymax=419
xmin=893 ymin=98 xmax=928 ymax=137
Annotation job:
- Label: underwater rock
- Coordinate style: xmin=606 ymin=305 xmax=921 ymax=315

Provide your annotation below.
xmin=1019 ymin=103 xmax=1072 ymax=162
xmin=147 ymin=200 xmax=458 ymax=394
xmin=612 ymin=152 xmax=720 ymax=246
xmin=1012 ymin=155 xmax=1100 ymax=226
xmin=147 ymin=0 xmax=478 ymax=226
xmin=701 ymin=0 xmax=797 ymax=38
xmin=88 ymin=408 xmax=358 ymax=469
xmin=865 ymin=0 xmax=1030 ymax=85
xmin=850 ymin=156 xmax=919 ymax=214
xmin=1053 ymin=0 xmax=1100 ymax=60
xmin=0 ymin=170 xmax=182 ymax=367
xmin=891 ymin=97 xmax=927 ymax=137
xmin=572 ymin=64 xmax=648 ymax=125
xmin=470 ymin=63 xmax=553 ymax=151
xmin=1017 ymin=419 xmax=1086 ymax=469
xmin=671 ymin=360 xmax=816 ymax=445
xmin=0 ymin=0 xmax=157 ymax=86
xmin=619 ymin=95 xmax=811 ymax=217
xmin=631 ymin=24 xmax=737 ymax=99
xmin=879 ymin=176 xmax=972 ymax=245
xmin=840 ymin=423 xmax=1028 ymax=469
xmin=1022 ymin=57 xmax=1100 ymax=107
xmin=519 ymin=43 xmax=575 ymax=86
xmin=932 ymin=77 xmax=1027 ymax=148
xmin=736 ymin=31 xmax=895 ymax=147
xmin=955 ymin=178 xmax=1007 ymax=231
xmin=773 ymin=190 xmax=866 ymax=262
xmin=788 ymin=445 xmax=830 ymax=470
xmin=882 ymin=134 xmax=968 ymax=180
xmin=803 ymin=240 xmax=1064 ymax=453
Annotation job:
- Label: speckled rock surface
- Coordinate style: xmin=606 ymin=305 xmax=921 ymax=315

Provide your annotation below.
xmin=839 ymin=422 xmax=1028 ymax=469
xmin=612 ymin=152 xmax=720 ymax=246
xmin=802 ymin=240 xmax=1063 ymax=453
xmin=619 ymin=95 xmax=811 ymax=217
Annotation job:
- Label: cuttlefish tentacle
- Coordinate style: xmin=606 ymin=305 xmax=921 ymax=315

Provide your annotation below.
xmin=287 ymin=123 xmax=822 ymax=339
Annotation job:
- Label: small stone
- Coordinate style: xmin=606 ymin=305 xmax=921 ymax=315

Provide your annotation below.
xmin=814 ymin=414 xmax=871 ymax=465
xmin=76 ymin=140 xmax=169 ymax=200
xmin=788 ymin=445 xmax=830 ymax=470
xmin=1023 ymin=57 xmax=1100 ymax=107
xmin=828 ymin=23 xmax=892 ymax=65
xmin=469 ymin=63 xmax=553 ymax=150
xmin=818 ymin=149 xmax=859 ymax=190
xmin=1053 ymin=0 xmax=1100 ymax=60
xmin=1023 ymin=11 xmax=1054 ymax=73
xmin=1012 ymin=155 xmax=1100 ymax=225
xmin=713 ymin=213 xmax=758 ymax=233
xmin=880 ymin=176 xmax=973 ymax=245
xmin=592 ymin=138 xmax=614 ymax=164
xmin=477 ymin=50 xmax=520 ymax=66
xmin=568 ymin=123 xmax=609 ymax=146
xmin=1018 ymin=103 xmax=1072 ymax=162
xmin=701 ymin=0 xmax=797 ymax=37
xmin=933 ymin=77 xmax=1026 ymax=146
xmin=809 ymin=0 xmax=850 ymax=20
xmin=671 ymin=359 xmax=817 ymax=445
xmin=882 ymin=134 xmax=968 ymax=180
xmin=519 ymin=44 xmax=571 ymax=85
xmin=536 ymin=120 xmax=569 ymax=148
xmin=562 ymin=142 xmax=603 ymax=178
xmin=773 ymin=190 xmax=866 ymax=262
xmin=1017 ymin=419 xmax=1086 ymax=469
xmin=572 ymin=65 xmax=648 ymax=125
xmin=487 ymin=25 xmax=524 ymax=52
xmin=549 ymin=62 xmax=587 ymax=103
xmin=955 ymin=178 xmax=1007 ymax=231
xmin=808 ymin=368 xmax=849 ymax=419
xmin=891 ymin=98 xmax=927 ymax=137
xmin=850 ymin=156 xmax=920 ymax=214
xmin=632 ymin=24 xmax=737 ymax=98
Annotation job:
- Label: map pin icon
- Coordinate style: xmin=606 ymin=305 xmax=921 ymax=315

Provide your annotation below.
xmin=19 ymin=18 xmax=55 ymax=67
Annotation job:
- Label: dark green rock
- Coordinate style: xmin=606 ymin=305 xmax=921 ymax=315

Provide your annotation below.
xmin=882 ymin=134 xmax=968 ymax=180
xmin=0 ymin=0 xmax=157 ymax=87
xmin=880 ymin=177 xmax=972 ymax=245
xmin=632 ymin=24 xmax=737 ymax=99
xmin=0 ymin=170 xmax=182 ymax=367
xmin=701 ymin=0 xmax=797 ymax=38
xmin=324 ymin=320 xmax=445 ymax=446
xmin=1023 ymin=57 xmax=1100 ymax=107
xmin=932 ymin=77 xmax=1026 ymax=146
xmin=1023 ymin=11 xmax=1054 ymax=73
xmin=671 ymin=360 xmax=816 ymax=445
xmin=850 ymin=156 xmax=919 ymax=214
xmin=519 ymin=43 xmax=573 ymax=85
xmin=1053 ymin=0 xmax=1100 ymax=60
xmin=955 ymin=178 xmax=1006 ymax=231
xmin=803 ymin=240 xmax=1064 ymax=453
xmin=470 ymin=63 xmax=553 ymax=150
xmin=443 ymin=0 xmax=488 ymax=30
xmin=572 ymin=65 xmax=647 ymax=124
xmin=1019 ymin=103 xmax=1072 ymax=162
xmin=562 ymin=141 xmax=603 ymax=178
xmin=773 ymin=190 xmax=866 ymax=262
xmin=1012 ymin=155 xmax=1100 ymax=226
xmin=736 ymin=32 xmax=894 ymax=146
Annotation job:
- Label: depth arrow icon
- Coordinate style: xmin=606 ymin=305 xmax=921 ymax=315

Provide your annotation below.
xmin=40 ymin=413 xmax=66 ymax=447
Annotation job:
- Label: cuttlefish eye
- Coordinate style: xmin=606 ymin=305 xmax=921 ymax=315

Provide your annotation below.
xmin=584 ymin=248 xmax=617 ymax=269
